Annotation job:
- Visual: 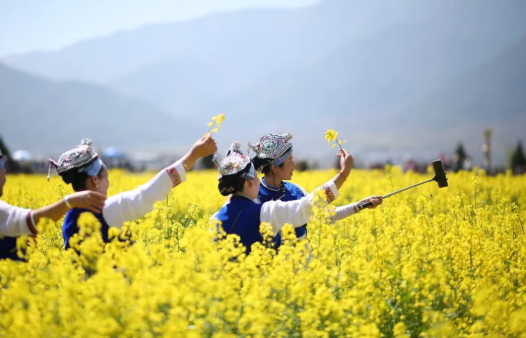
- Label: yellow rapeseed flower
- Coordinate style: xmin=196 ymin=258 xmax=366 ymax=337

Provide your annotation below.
xmin=325 ymin=129 xmax=338 ymax=143
xmin=208 ymin=113 xmax=226 ymax=134
xmin=325 ymin=129 xmax=347 ymax=150
xmin=0 ymin=168 xmax=525 ymax=337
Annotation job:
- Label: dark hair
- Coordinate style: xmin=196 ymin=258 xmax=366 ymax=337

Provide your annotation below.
xmin=262 ymin=161 xmax=284 ymax=175
xmin=252 ymin=156 xmax=284 ymax=175
xmin=251 ymin=156 xmax=274 ymax=174
xmin=218 ymin=163 xmax=251 ymax=196
xmin=251 ymin=148 xmax=290 ymax=175
xmin=60 ymin=161 xmax=105 ymax=191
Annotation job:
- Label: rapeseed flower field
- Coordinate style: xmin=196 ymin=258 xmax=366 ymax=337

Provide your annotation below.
xmin=1 ymin=168 xmax=525 ymax=337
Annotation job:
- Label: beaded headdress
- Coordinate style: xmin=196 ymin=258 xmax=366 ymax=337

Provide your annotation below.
xmin=48 ymin=138 xmax=103 ymax=181
xmin=248 ymin=132 xmax=293 ymax=167
xmin=213 ymin=141 xmax=253 ymax=178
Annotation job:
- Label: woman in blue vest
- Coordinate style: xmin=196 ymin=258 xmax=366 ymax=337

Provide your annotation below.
xmin=50 ymin=135 xmax=216 ymax=249
xmin=0 ymin=149 xmax=106 ymax=260
xmin=248 ymin=132 xmax=383 ymax=245
xmin=212 ymin=141 xmax=352 ymax=254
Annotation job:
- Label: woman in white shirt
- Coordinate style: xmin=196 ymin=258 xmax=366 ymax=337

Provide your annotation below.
xmin=48 ymin=135 xmax=216 ymax=249
xmin=212 ymin=141 xmax=353 ymax=254
xmin=0 ymin=150 xmax=106 ymax=260
xmin=248 ymin=132 xmax=383 ymax=245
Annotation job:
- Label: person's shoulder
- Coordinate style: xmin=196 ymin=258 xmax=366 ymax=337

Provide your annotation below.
xmin=284 ymin=182 xmax=307 ymax=196
xmin=258 ymin=184 xmax=272 ymax=196
xmin=215 ymin=196 xmax=261 ymax=221
xmin=0 ymin=199 xmax=27 ymax=212
xmin=63 ymin=208 xmax=84 ymax=229
xmin=219 ymin=196 xmax=257 ymax=211
xmin=64 ymin=208 xmax=103 ymax=224
xmin=230 ymin=196 xmax=262 ymax=212
xmin=0 ymin=200 xmax=15 ymax=215
xmin=65 ymin=208 xmax=90 ymax=218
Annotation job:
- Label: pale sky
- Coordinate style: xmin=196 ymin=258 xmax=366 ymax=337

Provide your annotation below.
xmin=0 ymin=0 xmax=321 ymax=57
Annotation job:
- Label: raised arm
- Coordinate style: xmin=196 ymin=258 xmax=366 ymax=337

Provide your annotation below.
xmin=102 ymin=161 xmax=186 ymax=227
xmin=33 ymin=191 xmax=106 ymax=223
xmin=331 ymin=149 xmax=353 ymax=190
xmin=0 ymin=201 xmax=34 ymax=237
xmin=102 ymin=134 xmax=217 ymax=227
xmin=0 ymin=191 xmax=106 ymax=237
xmin=331 ymin=195 xmax=383 ymax=222
xmin=260 ymin=180 xmax=340 ymax=234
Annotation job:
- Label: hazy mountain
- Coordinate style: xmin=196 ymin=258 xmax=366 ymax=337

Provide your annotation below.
xmin=6 ymin=0 xmax=526 ymax=87
xmin=3 ymin=1 xmax=393 ymax=84
xmin=0 ymin=63 xmax=198 ymax=156
xmin=385 ymin=35 xmax=526 ymax=164
xmin=3 ymin=0 xmax=526 ymax=165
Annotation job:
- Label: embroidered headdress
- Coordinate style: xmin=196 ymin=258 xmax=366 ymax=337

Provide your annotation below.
xmin=48 ymin=138 xmax=103 ymax=182
xmin=213 ymin=141 xmax=256 ymax=196
xmin=248 ymin=132 xmax=293 ymax=170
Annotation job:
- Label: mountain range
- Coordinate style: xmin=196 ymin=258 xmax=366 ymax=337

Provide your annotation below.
xmin=0 ymin=63 xmax=198 ymax=156
xmin=2 ymin=0 xmax=526 ymax=166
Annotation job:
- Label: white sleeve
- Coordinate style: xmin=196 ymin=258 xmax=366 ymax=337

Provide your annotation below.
xmin=333 ymin=203 xmax=359 ymax=221
xmin=0 ymin=200 xmax=36 ymax=237
xmin=102 ymin=161 xmax=187 ymax=227
xmin=260 ymin=180 xmax=339 ymax=234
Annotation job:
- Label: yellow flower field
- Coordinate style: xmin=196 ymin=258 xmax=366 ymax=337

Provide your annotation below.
xmin=1 ymin=168 xmax=525 ymax=337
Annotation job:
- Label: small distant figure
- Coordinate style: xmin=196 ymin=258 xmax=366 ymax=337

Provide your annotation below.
xmin=510 ymin=141 xmax=526 ymax=175
xmin=437 ymin=152 xmax=449 ymax=171
xmin=463 ymin=156 xmax=473 ymax=171
xmin=403 ymin=154 xmax=419 ymax=173
xmin=451 ymin=142 xmax=469 ymax=172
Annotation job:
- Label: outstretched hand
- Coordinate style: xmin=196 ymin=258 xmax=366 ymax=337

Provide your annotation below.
xmin=182 ymin=134 xmax=218 ymax=170
xmin=68 ymin=191 xmax=107 ymax=213
xmin=191 ymin=134 xmax=218 ymax=159
xmin=337 ymin=148 xmax=354 ymax=177
xmin=358 ymin=195 xmax=383 ymax=209
xmin=332 ymin=148 xmax=354 ymax=190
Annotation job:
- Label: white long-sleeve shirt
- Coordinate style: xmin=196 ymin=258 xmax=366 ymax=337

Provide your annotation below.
xmin=102 ymin=161 xmax=187 ymax=227
xmin=0 ymin=200 xmax=36 ymax=237
xmin=333 ymin=203 xmax=360 ymax=221
xmin=259 ymin=180 xmax=339 ymax=234
xmin=1 ymin=161 xmax=186 ymax=237
xmin=209 ymin=180 xmax=339 ymax=235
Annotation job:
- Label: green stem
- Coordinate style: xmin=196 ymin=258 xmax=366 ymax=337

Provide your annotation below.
xmin=335 ymin=139 xmax=344 ymax=151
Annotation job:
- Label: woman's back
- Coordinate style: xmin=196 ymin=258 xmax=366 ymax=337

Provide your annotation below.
xmin=214 ymin=195 xmax=265 ymax=254
xmin=62 ymin=208 xmax=109 ymax=249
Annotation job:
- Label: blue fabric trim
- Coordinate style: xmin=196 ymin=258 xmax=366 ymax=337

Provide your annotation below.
xmin=245 ymin=163 xmax=256 ymax=180
xmin=80 ymin=158 xmax=103 ymax=177
xmin=273 ymin=149 xmax=292 ymax=166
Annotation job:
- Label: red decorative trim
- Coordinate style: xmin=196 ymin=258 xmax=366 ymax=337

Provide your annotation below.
xmin=26 ymin=212 xmax=37 ymax=235
xmin=324 ymin=185 xmax=336 ymax=203
xmin=165 ymin=166 xmax=182 ymax=187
